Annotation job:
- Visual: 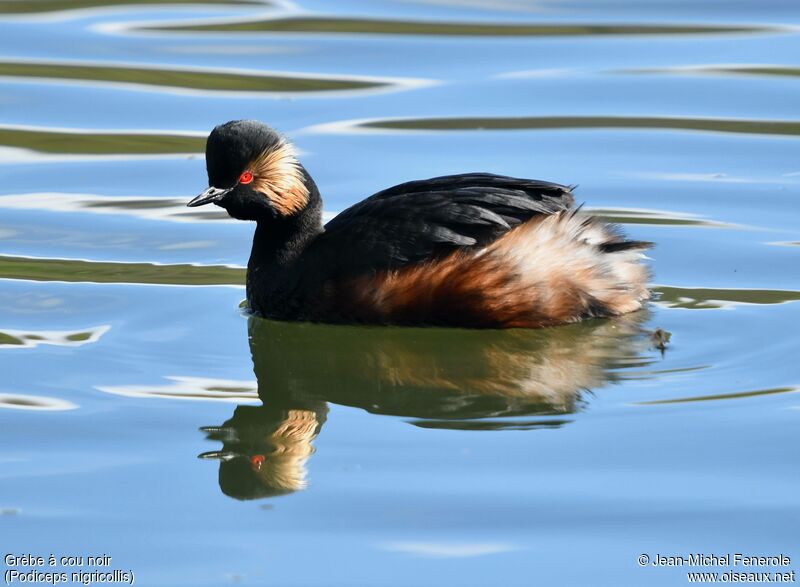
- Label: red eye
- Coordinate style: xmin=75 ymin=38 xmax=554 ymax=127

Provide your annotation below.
xmin=239 ymin=171 xmax=254 ymax=185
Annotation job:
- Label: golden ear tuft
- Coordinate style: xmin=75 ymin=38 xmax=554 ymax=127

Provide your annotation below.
xmin=248 ymin=140 xmax=309 ymax=216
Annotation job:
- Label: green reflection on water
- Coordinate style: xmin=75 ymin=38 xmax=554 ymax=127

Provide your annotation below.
xmin=636 ymin=387 xmax=797 ymax=405
xmin=0 ymin=331 xmax=23 ymax=345
xmin=359 ymin=116 xmax=800 ymax=137
xmin=0 ymin=325 xmax=107 ymax=347
xmin=0 ymin=61 xmax=381 ymax=92
xmin=705 ymin=66 xmax=800 ymax=78
xmin=656 ymin=286 xmax=800 ymax=309
xmin=629 ymin=66 xmax=800 ymax=79
xmin=0 ymin=127 xmax=205 ymax=154
xmin=0 ymin=255 xmax=244 ymax=285
xmin=151 ymin=17 xmax=767 ymax=36
xmin=0 ymin=0 xmax=263 ymax=14
xmin=590 ymin=209 xmax=729 ymax=228
xmin=595 ymin=215 xmax=706 ymax=227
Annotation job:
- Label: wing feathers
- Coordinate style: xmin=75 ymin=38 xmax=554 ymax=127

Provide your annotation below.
xmin=313 ymin=173 xmax=575 ymax=277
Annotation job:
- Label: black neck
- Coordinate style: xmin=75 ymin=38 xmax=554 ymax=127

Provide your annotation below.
xmin=248 ymin=198 xmax=323 ymax=271
xmin=245 ymin=168 xmax=324 ymax=318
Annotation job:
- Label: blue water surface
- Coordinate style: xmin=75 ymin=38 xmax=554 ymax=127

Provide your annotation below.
xmin=0 ymin=1 xmax=798 ymax=585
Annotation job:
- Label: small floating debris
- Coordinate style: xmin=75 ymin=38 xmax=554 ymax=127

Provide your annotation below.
xmin=649 ymin=328 xmax=672 ymax=352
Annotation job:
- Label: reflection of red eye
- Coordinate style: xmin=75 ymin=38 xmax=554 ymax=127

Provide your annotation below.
xmin=250 ymin=454 xmax=265 ymax=470
xmin=239 ymin=171 xmax=254 ymax=185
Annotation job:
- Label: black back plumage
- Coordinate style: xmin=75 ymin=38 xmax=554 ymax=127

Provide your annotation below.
xmin=312 ymin=173 xmax=574 ymax=277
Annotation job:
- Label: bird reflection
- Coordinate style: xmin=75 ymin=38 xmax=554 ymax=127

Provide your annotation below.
xmin=200 ymin=313 xmax=654 ymax=500
xmin=199 ymin=403 xmax=326 ymax=499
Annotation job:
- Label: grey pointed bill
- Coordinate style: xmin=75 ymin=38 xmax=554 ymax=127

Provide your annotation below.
xmin=187 ymin=186 xmax=233 ymax=207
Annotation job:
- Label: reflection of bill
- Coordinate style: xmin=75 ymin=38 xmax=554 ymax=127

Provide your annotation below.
xmin=200 ymin=403 xmax=327 ymax=500
xmin=200 ymin=312 xmax=654 ymax=500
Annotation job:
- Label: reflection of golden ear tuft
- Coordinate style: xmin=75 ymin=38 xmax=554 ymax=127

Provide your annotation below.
xmin=249 ymin=140 xmax=309 ymax=216
xmin=254 ymin=409 xmax=318 ymax=491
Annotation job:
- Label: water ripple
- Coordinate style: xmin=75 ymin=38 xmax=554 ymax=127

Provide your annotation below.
xmin=0 ymin=194 xmax=727 ymax=227
xmin=0 ymin=193 xmax=230 ymax=223
xmin=0 ymin=393 xmax=77 ymax=411
xmin=2 ymin=254 xmax=798 ymax=309
xmin=144 ymin=16 xmax=777 ymax=37
xmin=313 ymin=115 xmax=800 ymax=138
xmin=98 ymin=376 xmax=259 ymax=402
xmin=0 ymin=59 xmax=424 ymax=96
xmin=634 ymin=386 xmax=798 ymax=405
xmin=0 ymin=324 xmax=109 ymax=347
xmin=0 ymin=254 xmax=244 ymax=286
xmin=0 ymin=124 xmax=205 ymax=155
xmin=655 ymin=286 xmax=800 ymax=309
xmin=0 ymin=0 xmax=266 ymax=15
xmin=625 ymin=64 xmax=800 ymax=79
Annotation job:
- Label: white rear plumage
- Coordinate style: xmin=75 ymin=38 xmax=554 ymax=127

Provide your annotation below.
xmin=490 ymin=210 xmax=651 ymax=317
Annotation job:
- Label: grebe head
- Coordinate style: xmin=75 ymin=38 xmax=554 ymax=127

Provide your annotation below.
xmin=187 ymin=120 xmax=313 ymax=222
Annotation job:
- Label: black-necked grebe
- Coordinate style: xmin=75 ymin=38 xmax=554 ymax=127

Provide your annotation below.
xmin=188 ymin=119 xmax=651 ymax=327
